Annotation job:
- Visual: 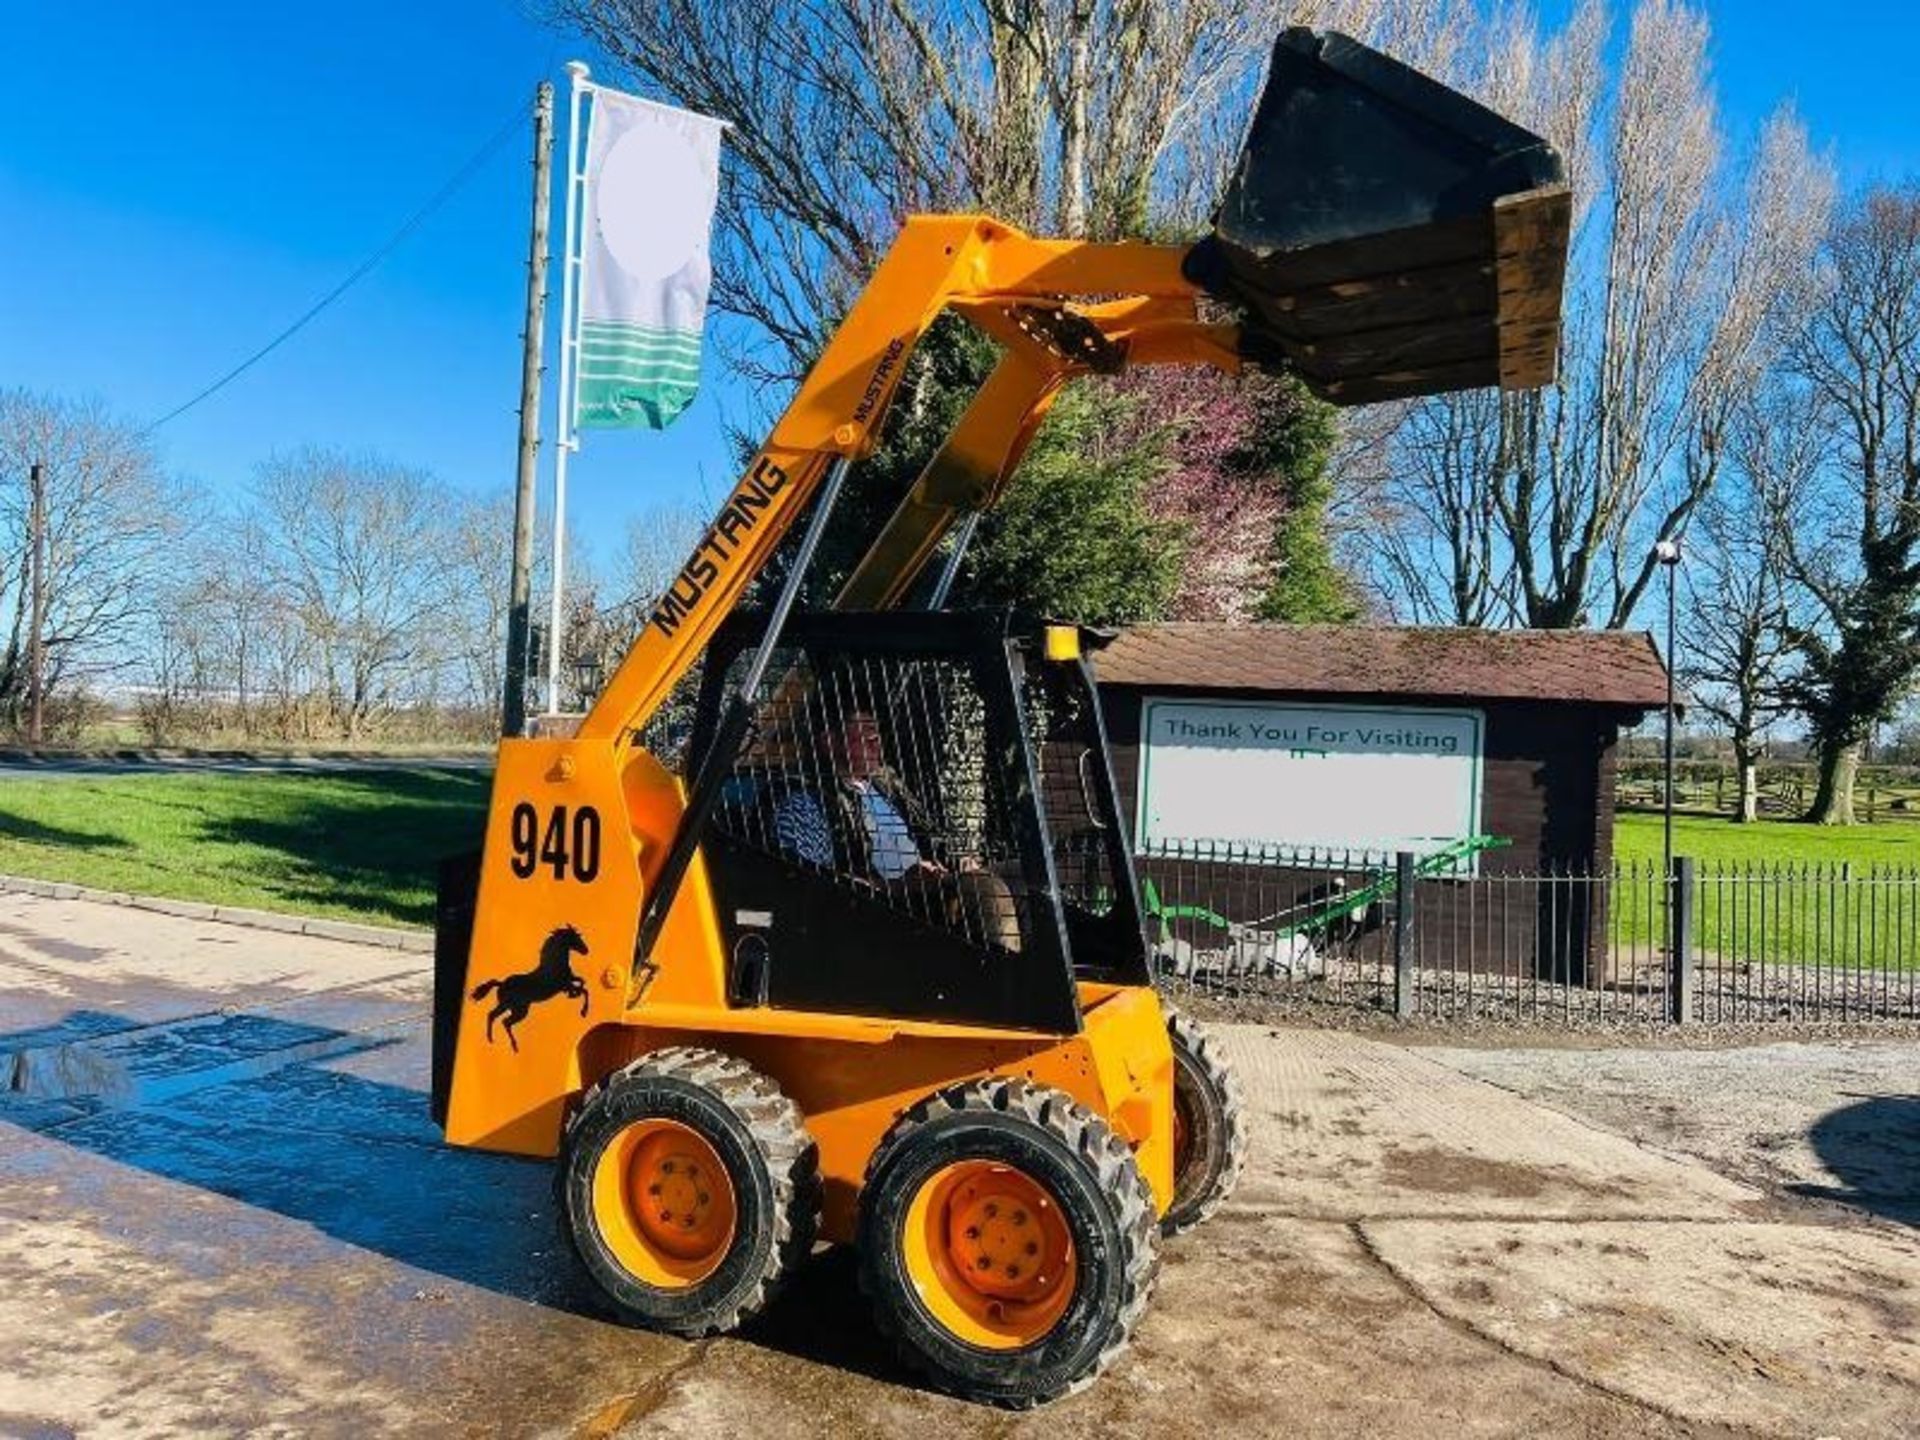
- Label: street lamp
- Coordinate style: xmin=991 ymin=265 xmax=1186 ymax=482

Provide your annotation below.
xmin=572 ymin=652 xmax=605 ymax=709
xmin=1654 ymin=538 xmax=1683 ymax=881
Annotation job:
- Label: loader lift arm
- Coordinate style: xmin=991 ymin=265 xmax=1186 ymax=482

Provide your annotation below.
xmin=575 ymin=224 xmax=1222 ymax=751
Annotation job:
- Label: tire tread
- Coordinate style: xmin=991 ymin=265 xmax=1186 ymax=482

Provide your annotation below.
xmin=1161 ymin=1006 xmax=1250 ymax=1234
xmin=560 ymin=1046 xmax=819 ymax=1336
xmin=857 ymin=1076 xmax=1159 ymax=1407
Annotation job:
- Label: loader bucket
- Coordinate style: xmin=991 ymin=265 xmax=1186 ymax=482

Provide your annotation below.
xmin=1186 ymin=28 xmax=1571 ymax=406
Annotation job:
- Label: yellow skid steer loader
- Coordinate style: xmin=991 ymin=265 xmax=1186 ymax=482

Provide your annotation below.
xmin=432 ymin=29 xmax=1570 ymax=1406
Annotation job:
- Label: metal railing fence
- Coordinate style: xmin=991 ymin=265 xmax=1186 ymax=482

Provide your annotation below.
xmin=1147 ymin=842 xmax=1920 ymax=1026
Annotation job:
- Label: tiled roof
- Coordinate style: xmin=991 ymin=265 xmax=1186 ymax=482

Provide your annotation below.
xmin=1094 ymin=623 xmax=1671 ymax=710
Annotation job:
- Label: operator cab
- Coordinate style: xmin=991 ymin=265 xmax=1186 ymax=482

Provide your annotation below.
xmin=688 ymin=609 xmax=1149 ymax=1033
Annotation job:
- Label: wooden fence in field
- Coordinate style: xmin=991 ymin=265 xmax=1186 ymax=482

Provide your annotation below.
xmin=1615 ymin=760 xmax=1920 ymax=823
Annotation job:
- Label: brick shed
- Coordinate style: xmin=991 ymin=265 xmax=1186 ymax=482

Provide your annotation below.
xmin=1091 ymin=623 xmax=1672 ymax=981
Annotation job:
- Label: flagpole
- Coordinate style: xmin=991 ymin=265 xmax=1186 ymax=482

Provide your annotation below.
xmin=546 ymin=60 xmax=590 ymax=716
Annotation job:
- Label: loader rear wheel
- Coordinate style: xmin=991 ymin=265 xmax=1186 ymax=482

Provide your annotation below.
xmin=558 ymin=1047 xmax=819 ymax=1337
xmin=1163 ymin=1006 xmax=1249 ymax=1235
xmin=857 ymin=1078 xmax=1158 ymax=1408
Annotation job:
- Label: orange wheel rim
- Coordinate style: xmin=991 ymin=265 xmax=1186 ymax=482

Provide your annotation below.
xmin=591 ymin=1119 xmax=737 ymax=1288
xmin=1172 ymin=1088 xmax=1193 ymax=1175
xmin=901 ymin=1160 xmax=1076 ymax=1350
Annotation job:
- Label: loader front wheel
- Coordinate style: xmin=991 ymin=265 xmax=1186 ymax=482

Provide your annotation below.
xmin=558 ymin=1047 xmax=819 ymax=1337
xmin=857 ymin=1078 xmax=1158 ymax=1407
xmin=1163 ymin=1006 xmax=1249 ymax=1235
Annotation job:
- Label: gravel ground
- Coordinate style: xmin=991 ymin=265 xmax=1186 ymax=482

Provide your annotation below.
xmin=1418 ymin=1037 xmax=1920 ymax=1225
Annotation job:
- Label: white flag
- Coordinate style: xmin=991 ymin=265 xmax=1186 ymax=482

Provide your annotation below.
xmin=574 ymin=89 xmax=723 ymax=430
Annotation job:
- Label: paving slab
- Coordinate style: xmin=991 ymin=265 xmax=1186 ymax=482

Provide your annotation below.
xmin=1363 ymin=1217 xmax=1920 ymax=1438
xmin=0 ymin=1125 xmax=682 ymax=1440
xmin=1425 ymin=1039 xmax=1920 ymax=1223
xmin=1211 ymin=1027 xmax=1760 ymax=1220
xmin=0 ymin=892 xmax=420 ymax=1046
xmin=0 ymin=892 xmax=420 ymax=998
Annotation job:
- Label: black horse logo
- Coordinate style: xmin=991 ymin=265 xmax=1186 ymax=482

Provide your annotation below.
xmin=470 ymin=923 xmax=592 ymax=1053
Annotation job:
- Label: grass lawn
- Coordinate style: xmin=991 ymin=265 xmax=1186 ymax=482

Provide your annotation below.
xmin=1615 ymin=811 xmax=1920 ymax=868
xmin=0 ymin=768 xmax=490 ymax=928
xmin=1613 ymin=811 xmax=1920 ymax=973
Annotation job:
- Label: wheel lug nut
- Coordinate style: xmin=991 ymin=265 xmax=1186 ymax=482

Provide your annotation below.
xmin=976 ymin=1256 xmax=992 ymax=1270
xmin=1005 ymin=1266 xmax=1020 ymax=1279
xmin=648 ymin=1184 xmax=661 ymax=1196
xmin=662 ymin=1161 xmax=676 ymax=1175
xmin=964 ymin=1226 xmax=980 ymax=1240
xmin=697 ymin=1191 xmax=709 ymax=1205
xmin=1025 ymin=1242 xmax=1038 ymax=1256
xmin=1012 ymin=1210 xmax=1026 ymax=1225
xmin=984 ymin=1203 xmax=998 ymax=1218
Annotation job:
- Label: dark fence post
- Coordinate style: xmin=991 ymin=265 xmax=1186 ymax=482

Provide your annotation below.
xmin=1394 ymin=851 xmax=1416 ymax=1019
xmin=1668 ymin=855 xmax=1695 ymax=1024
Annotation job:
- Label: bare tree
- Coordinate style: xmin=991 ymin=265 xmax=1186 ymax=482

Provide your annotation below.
xmin=1364 ymin=1 xmax=1833 ymax=633
xmin=557 ymin=0 xmax=1454 ymax=384
xmin=252 ymin=448 xmax=464 ymax=738
xmin=1366 ymin=389 xmax=1514 ymax=624
xmin=137 ymin=588 xmax=215 ymax=746
xmin=1678 ymin=465 xmax=1795 ymax=822
xmin=441 ymin=492 xmax=515 ymax=718
xmin=554 ymin=580 xmax=644 ymax=714
xmin=1771 ymin=185 xmax=1920 ymax=824
xmin=0 ymin=391 xmax=189 ymax=724
xmin=620 ymin=502 xmax=708 ymax=610
xmin=199 ymin=515 xmax=284 ymax=727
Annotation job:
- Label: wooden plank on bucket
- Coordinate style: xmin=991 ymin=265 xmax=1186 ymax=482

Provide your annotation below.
xmin=1494 ymin=186 xmax=1573 ymax=390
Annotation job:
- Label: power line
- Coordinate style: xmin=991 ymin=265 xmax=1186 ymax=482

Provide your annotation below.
xmin=145 ymin=99 xmax=529 ymax=434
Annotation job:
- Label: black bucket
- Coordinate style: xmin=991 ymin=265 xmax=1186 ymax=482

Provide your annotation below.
xmin=1188 ymin=28 xmax=1570 ymax=406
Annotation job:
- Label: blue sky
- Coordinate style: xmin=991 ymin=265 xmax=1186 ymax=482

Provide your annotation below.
xmin=2 ymin=0 xmax=1917 ymax=578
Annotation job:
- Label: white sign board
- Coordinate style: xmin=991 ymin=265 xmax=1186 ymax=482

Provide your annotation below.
xmin=1135 ymin=698 xmax=1484 ymax=865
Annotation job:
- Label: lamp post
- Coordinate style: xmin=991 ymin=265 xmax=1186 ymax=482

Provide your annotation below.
xmin=1654 ymin=538 xmax=1683 ymax=881
xmin=572 ymin=652 xmax=605 ymax=711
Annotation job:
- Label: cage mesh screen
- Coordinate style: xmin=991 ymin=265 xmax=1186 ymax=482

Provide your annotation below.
xmin=634 ymin=659 xmax=702 ymax=772
xmin=707 ymin=645 xmax=1035 ymax=953
xmin=1024 ymin=662 xmax=1118 ymax=919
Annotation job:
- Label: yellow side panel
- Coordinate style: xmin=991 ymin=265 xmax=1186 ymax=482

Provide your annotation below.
xmin=1078 ymin=985 xmax=1176 ymax=1212
xmin=620 ymin=749 xmax=728 ymax=1011
xmin=598 ymin=985 xmax=1174 ymax=1243
xmin=698 ymin=1030 xmax=1072 ymax=1241
xmin=445 ymin=738 xmax=644 ymax=1154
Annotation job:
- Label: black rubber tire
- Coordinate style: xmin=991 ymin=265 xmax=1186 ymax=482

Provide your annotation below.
xmin=1162 ymin=1005 xmax=1249 ymax=1235
xmin=556 ymin=1047 xmax=819 ymax=1337
xmin=856 ymin=1077 xmax=1159 ymax=1408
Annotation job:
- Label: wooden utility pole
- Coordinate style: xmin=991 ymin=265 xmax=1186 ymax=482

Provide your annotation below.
xmin=27 ymin=460 xmax=46 ymax=747
xmin=503 ymin=79 xmax=554 ymax=738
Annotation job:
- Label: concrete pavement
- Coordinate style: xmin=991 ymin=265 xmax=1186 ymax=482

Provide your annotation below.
xmin=2 ymin=892 xmax=1916 ymax=1437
